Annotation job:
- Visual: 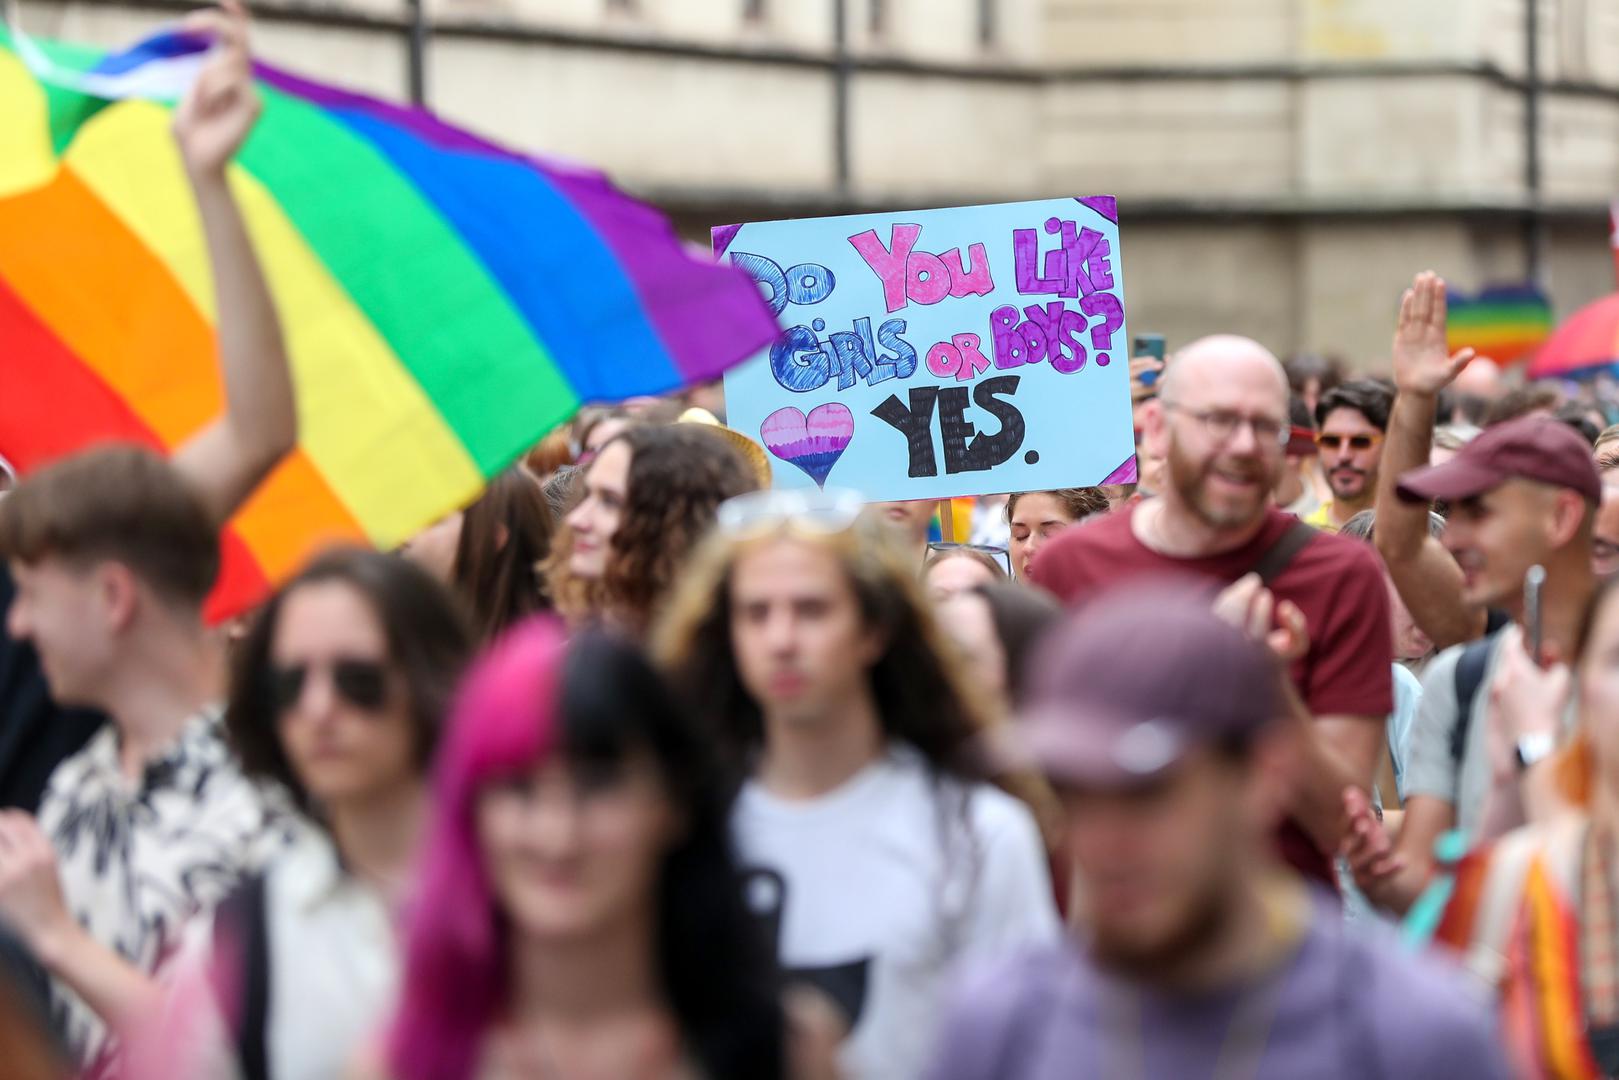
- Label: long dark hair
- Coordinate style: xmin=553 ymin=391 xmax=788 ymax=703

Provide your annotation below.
xmin=390 ymin=621 xmax=786 ymax=1080
xmin=226 ymin=547 xmax=474 ymax=814
xmin=654 ymin=516 xmax=990 ymax=785
xmin=564 ymin=633 xmax=786 ymax=1076
xmin=970 ymin=582 xmax=1062 ymax=708
xmin=452 ymin=467 xmax=554 ymax=641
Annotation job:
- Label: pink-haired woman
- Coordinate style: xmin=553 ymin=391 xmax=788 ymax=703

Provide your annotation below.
xmin=376 ymin=621 xmax=838 ymax=1080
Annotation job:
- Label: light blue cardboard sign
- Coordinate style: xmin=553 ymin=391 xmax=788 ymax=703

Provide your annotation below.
xmin=714 ymin=197 xmax=1136 ymax=501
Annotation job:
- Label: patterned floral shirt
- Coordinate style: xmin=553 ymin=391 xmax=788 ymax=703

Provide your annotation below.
xmin=37 ymin=707 xmax=298 ymax=1072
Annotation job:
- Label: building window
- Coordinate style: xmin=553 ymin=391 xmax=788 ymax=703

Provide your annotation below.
xmin=978 ymin=0 xmax=995 ymax=46
xmin=868 ymin=0 xmax=886 ymax=35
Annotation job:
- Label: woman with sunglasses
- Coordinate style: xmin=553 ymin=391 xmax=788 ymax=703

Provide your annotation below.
xmin=544 ymin=425 xmax=759 ymax=639
xmin=381 ymin=620 xmax=838 ymax=1080
xmin=153 ymin=548 xmax=473 ymax=1080
xmin=1005 ymin=487 xmax=1109 ymax=580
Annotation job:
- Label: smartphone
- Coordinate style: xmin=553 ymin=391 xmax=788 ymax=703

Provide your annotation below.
xmin=1525 ymin=564 xmax=1547 ymax=663
xmin=1134 ymin=333 xmax=1166 ymax=387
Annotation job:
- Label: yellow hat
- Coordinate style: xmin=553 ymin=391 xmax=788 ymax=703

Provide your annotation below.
xmin=679 ymin=407 xmax=773 ymax=489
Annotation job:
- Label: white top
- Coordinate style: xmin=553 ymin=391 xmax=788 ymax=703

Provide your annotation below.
xmin=38 ymin=708 xmax=298 ymax=1070
xmin=733 ymin=746 xmax=1059 ymax=1080
xmin=163 ymin=828 xmax=400 ymax=1080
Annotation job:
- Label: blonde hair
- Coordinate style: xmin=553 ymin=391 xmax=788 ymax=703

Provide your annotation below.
xmin=654 ymin=517 xmax=1062 ymax=849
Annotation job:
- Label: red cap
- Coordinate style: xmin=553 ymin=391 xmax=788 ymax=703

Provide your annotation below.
xmin=1396 ymin=417 xmax=1600 ymax=506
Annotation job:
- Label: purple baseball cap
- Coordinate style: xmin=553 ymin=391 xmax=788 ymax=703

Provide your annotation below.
xmin=1396 ymin=416 xmax=1601 ymax=506
xmin=1014 ymin=583 xmax=1280 ymax=786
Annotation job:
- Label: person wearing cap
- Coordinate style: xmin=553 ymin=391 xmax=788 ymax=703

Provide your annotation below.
xmin=1346 ymin=407 xmax=1600 ymax=915
xmin=918 ymin=588 xmax=1506 ymax=1080
xmin=1029 ymin=334 xmax=1394 ymax=895
xmin=654 ymin=490 xmax=1058 ymax=1080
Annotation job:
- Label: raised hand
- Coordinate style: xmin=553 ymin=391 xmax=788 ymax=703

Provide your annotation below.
xmin=1129 ymin=353 xmax=1164 ymax=403
xmin=1391 ymin=271 xmax=1476 ymax=397
xmin=172 ymin=0 xmax=260 ymax=178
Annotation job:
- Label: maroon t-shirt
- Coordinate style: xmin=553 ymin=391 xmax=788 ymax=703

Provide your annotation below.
xmin=1029 ymin=505 xmax=1394 ymax=887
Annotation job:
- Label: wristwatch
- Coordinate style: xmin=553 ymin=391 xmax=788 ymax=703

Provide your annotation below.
xmin=1515 ymin=731 xmax=1558 ymax=771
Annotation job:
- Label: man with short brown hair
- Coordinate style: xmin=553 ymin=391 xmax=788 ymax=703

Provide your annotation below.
xmin=0 ymin=7 xmax=300 ymax=1069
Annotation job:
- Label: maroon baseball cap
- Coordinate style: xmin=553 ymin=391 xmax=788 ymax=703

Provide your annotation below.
xmin=1014 ymin=584 xmax=1280 ymax=787
xmin=1396 ymin=417 xmax=1600 ymax=506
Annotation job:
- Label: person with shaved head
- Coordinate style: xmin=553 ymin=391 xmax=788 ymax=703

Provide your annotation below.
xmin=1030 ymin=334 xmax=1393 ymax=895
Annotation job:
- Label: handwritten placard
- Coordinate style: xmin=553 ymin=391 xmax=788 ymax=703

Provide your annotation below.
xmin=716 ymin=197 xmax=1136 ymax=501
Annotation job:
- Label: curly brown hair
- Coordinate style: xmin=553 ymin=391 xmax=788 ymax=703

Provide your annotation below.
xmin=545 ymin=425 xmax=759 ymax=637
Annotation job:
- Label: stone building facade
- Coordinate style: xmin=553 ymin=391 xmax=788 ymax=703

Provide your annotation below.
xmin=20 ymin=0 xmax=1619 ymax=364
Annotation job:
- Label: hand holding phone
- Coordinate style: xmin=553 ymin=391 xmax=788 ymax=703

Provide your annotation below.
xmin=1133 ymin=333 xmax=1166 ymax=388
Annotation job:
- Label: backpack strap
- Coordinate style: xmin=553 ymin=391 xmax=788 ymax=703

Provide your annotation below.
xmin=209 ymin=873 xmax=271 ymax=1080
xmin=1450 ymin=633 xmax=1501 ymax=767
xmin=1249 ymin=520 xmax=1316 ymax=586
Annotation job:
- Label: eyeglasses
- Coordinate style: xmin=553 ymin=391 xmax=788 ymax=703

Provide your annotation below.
xmin=1161 ymin=401 xmax=1288 ymax=448
xmin=715 ymin=488 xmax=865 ymax=538
xmin=270 ymin=658 xmax=392 ymax=714
xmin=926 ymin=542 xmax=1012 ymax=575
xmin=1315 ymin=433 xmax=1383 ymax=452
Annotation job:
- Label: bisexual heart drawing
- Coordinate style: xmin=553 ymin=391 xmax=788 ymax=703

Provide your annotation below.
xmin=759 ymin=404 xmax=855 ymax=487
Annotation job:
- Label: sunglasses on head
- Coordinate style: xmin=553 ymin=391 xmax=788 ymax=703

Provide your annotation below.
xmin=715 ymin=488 xmax=866 ymax=539
xmin=927 ymin=542 xmax=1012 ymax=575
xmin=1315 ymin=432 xmax=1382 ymax=452
xmin=270 ymin=658 xmax=392 ymax=714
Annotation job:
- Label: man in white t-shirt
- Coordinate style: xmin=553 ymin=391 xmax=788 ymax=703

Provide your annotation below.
xmin=657 ymin=490 xmax=1059 ymax=1080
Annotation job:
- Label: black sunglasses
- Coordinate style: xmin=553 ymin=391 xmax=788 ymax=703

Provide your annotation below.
xmin=1315 ymin=433 xmax=1381 ymax=452
xmin=270 ymin=659 xmax=391 ymax=714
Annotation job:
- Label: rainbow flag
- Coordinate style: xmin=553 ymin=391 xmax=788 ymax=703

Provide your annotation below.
xmin=1446 ymin=284 xmax=1554 ymax=364
xmin=0 ymin=25 xmax=778 ymax=618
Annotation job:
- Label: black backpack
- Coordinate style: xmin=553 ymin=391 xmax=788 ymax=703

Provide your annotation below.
xmin=1448 ymin=630 xmax=1503 ymax=768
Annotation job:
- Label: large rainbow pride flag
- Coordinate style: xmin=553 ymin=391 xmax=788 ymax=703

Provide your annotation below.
xmin=0 ymin=24 xmax=778 ymax=618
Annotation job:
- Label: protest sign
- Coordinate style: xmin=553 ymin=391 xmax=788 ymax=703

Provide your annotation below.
xmin=717 ymin=197 xmax=1135 ymax=501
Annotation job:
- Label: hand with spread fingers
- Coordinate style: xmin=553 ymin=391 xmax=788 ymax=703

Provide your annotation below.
xmin=1391 ymin=271 xmax=1476 ymax=398
xmin=172 ymin=0 xmax=261 ymax=178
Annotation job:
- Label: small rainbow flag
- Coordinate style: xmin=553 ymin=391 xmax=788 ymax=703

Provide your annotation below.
xmin=0 ymin=25 xmax=778 ymax=618
xmin=1446 ymin=284 xmax=1553 ymax=364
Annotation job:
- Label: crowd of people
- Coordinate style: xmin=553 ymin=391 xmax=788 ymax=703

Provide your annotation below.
xmin=10 ymin=6 xmax=1619 ymax=1078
